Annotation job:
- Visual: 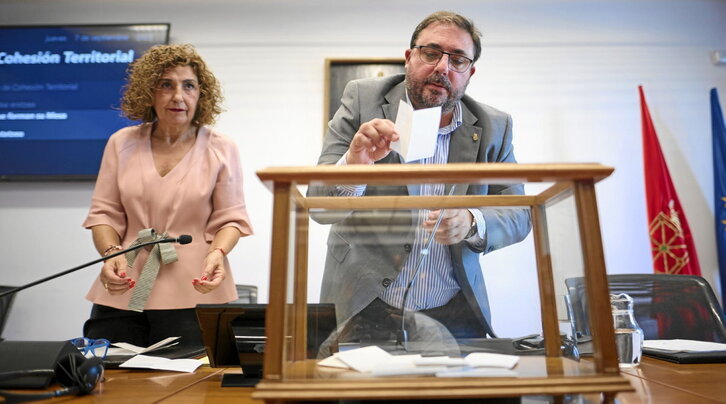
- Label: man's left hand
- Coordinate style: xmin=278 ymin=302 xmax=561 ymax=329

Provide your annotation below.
xmin=423 ymin=209 xmax=473 ymax=245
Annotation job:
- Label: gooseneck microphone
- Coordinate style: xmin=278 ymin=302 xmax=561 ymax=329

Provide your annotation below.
xmin=0 ymin=231 xmax=192 ymax=299
xmin=159 ymin=234 xmax=192 ymax=245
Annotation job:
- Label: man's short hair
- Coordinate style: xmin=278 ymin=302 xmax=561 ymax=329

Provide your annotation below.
xmin=409 ymin=11 xmax=482 ymax=63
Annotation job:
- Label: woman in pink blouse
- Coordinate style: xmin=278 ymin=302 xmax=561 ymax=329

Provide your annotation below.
xmin=82 ymin=44 xmax=253 ymax=347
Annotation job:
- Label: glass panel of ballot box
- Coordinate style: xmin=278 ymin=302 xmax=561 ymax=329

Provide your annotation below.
xmin=253 ymin=163 xmax=631 ymax=403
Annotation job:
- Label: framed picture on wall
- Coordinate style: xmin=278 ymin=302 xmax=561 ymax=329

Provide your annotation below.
xmin=323 ymin=58 xmax=405 ymax=135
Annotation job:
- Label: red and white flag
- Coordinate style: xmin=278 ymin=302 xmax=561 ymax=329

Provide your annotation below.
xmin=639 ymin=86 xmax=701 ymax=275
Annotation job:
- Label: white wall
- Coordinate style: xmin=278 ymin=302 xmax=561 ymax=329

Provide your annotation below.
xmin=1 ymin=0 xmax=725 ymax=340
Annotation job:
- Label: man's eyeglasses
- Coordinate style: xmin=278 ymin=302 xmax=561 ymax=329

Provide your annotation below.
xmin=70 ymin=337 xmax=110 ymax=359
xmin=412 ymin=45 xmax=473 ymax=73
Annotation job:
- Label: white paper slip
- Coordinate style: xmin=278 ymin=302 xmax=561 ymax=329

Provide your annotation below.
xmin=106 ymin=348 xmax=137 ymax=356
xmin=437 ymin=368 xmax=518 ymax=378
xmin=111 ymin=336 xmax=180 ymax=356
xmin=334 ymin=345 xmax=393 ymax=372
xmin=317 ymin=355 xmax=351 ymax=369
xmin=377 ymin=354 xmax=423 ymax=370
xmin=371 ymin=365 xmax=447 ymax=377
xmin=413 ymin=356 xmax=467 ymax=367
xmin=464 ymin=353 xmax=519 ymax=369
xmin=119 ymin=354 xmax=203 ymax=373
xmin=392 ymin=100 xmax=441 ymax=162
xmin=643 ymin=339 xmax=726 ymax=352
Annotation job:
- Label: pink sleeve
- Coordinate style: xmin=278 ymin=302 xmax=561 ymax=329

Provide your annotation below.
xmin=204 ymin=135 xmax=254 ymax=242
xmin=82 ymin=133 xmax=127 ymax=239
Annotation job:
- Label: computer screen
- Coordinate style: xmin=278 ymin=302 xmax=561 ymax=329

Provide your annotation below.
xmin=0 ymin=23 xmax=170 ymax=180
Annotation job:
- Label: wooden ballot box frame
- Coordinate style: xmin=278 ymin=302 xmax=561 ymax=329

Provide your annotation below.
xmin=254 ymin=163 xmax=631 ymax=403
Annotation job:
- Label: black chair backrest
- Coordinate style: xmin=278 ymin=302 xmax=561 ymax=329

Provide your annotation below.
xmin=0 ymin=286 xmax=17 ymax=341
xmin=565 ymin=274 xmax=726 ymax=343
xmin=234 ymin=284 xmax=258 ymax=304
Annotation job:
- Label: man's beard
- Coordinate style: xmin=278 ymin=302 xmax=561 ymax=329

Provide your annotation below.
xmin=405 ymin=73 xmax=465 ymax=113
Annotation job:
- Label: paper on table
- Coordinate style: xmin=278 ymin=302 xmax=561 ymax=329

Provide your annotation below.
xmin=333 ymin=345 xmax=391 ymax=372
xmin=464 ymin=352 xmax=519 ymax=369
xmin=109 ymin=336 xmax=180 ymax=356
xmin=436 ymin=368 xmax=517 ymax=378
xmin=317 ymin=355 xmax=350 ymax=369
xmin=413 ymin=356 xmax=467 ymax=366
xmin=119 ymin=354 xmax=203 ymax=373
xmin=392 ymin=100 xmax=441 ymax=162
xmin=331 ymin=345 xmax=423 ymax=373
xmin=643 ymin=339 xmax=726 ymax=352
xmin=371 ymin=365 xmax=447 ymax=377
xmin=317 ymin=346 xmax=520 ymax=378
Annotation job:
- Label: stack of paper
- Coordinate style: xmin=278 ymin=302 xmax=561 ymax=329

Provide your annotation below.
xmin=107 ymin=337 xmax=205 ymax=373
xmin=317 ymin=346 xmax=519 ymax=378
xmin=119 ymin=355 xmax=203 ymax=373
xmin=107 ymin=336 xmax=181 ymax=356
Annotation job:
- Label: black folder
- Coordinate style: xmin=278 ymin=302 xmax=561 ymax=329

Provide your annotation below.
xmin=643 ymin=347 xmax=726 ymax=364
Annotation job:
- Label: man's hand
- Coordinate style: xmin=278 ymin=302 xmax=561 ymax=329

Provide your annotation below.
xmin=346 ymin=118 xmax=400 ymax=164
xmin=423 ymin=209 xmax=474 ymax=245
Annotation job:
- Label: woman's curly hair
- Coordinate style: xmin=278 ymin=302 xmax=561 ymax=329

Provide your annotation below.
xmin=120 ymin=44 xmax=223 ymax=126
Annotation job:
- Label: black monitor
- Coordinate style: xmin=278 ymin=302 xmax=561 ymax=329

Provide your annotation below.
xmin=195 ymin=303 xmax=337 ymax=387
xmin=0 ymin=23 xmax=170 ymax=180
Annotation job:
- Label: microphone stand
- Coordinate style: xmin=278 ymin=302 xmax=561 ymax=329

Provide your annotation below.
xmin=0 ymin=236 xmax=191 ymax=299
xmin=399 ymin=186 xmax=456 ymax=351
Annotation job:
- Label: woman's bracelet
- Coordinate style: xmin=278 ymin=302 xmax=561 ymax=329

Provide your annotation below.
xmin=209 ymin=247 xmax=227 ymax=256
xmin=103 ymin=245 xmax=123 ymax=256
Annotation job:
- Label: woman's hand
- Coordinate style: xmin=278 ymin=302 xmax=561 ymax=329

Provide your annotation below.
xmin=100 ymin=255 xmax=135 ymax=295
xmin=193 ymin=249 xmax=226 ymax=293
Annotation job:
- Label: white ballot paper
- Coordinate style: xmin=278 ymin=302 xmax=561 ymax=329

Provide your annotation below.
xmin=108 ymin=336 xmax=180 ymax=356
xmin=317 ymin=346 xmax=520 ymax=378
xmin=643 ymin=339 xmax=726 ymax=352
xmin=317 ymin=355 xmax=351 ymax=369
xmin=392 ymin=100 xmax=441 ymax=162
xmin=436 ymin=368 xmax=518 ymax=378
xmin=333 ymin=345 xmax=417 ymax=373
xmin=413 ymin=356 xmax=467 ymax=366
xmin=119 ymin=354 xmax=203 ymax=373
xmin=463 ymin=352 xmax=520 ymax=368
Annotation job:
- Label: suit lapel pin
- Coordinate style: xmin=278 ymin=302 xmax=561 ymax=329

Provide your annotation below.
xmin=472 ymin=133 xmax=479 ymax=142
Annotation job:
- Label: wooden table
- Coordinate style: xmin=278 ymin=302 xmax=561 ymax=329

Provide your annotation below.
xmin=18 ymin=357 xmax=725 ymax=403
xmin=7 ymin=366 xmax=230 ymax=403
xmin=616 ymin=358 xmax=726 ymax=403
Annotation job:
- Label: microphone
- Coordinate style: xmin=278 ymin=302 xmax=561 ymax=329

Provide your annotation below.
xmin=0 ymin=232 xmax=192 ymax=299
xmin=399 ymin=186 xmax=455 ymax=351
xmin=159 ymin=234 xmax=192 ymax=245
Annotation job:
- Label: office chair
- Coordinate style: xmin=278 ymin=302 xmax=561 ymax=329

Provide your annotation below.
xmin=234 ymin=284 xmax=258 ymax=304
xmin=0 ymin=286 xmax=16 ymax=342
xmin=565 ymin=274 xmax=726 ymax=343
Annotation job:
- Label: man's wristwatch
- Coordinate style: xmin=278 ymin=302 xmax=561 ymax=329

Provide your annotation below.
xmin=465 ymin=217 xmax=478 ymax=238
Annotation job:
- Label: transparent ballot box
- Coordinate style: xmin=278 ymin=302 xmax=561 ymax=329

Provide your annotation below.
xmin=253 ymin=163 xmax=631 ymax=402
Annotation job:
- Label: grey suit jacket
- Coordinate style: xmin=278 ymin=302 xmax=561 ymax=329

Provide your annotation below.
xmin=312 ymin=74 xmax=531 ymax=336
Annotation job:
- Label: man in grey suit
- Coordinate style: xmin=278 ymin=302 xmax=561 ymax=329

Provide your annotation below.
xmin=312 ymin=11 xmax=531 ymax=342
